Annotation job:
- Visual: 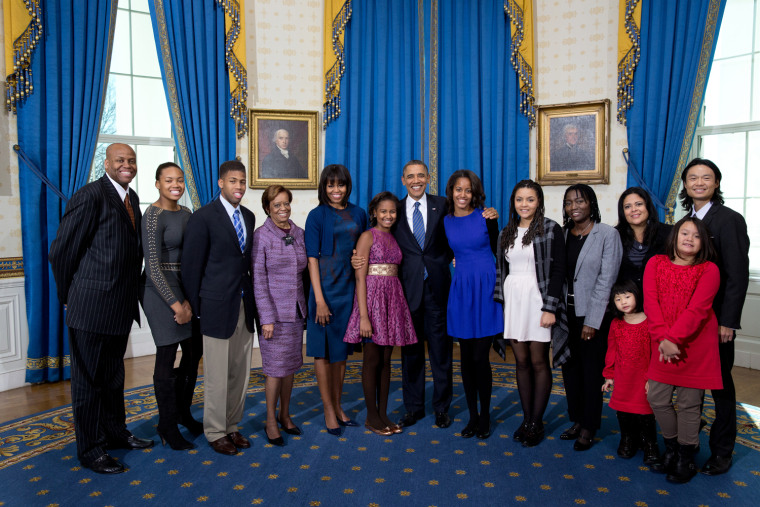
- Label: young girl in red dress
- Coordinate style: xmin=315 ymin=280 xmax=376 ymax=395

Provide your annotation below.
xmin=344 ymin=192 xmax=417 ymax=436
xmin=644 ymin=216 xmax=721 ymax=484
xmin=602 ymin=280 xmax=661 ymax=469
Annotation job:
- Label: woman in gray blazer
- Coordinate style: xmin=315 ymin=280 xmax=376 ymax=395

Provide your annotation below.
xmin=559 ymin=184 xmax=622 ymax=451
xmin=253 ymin=185 xmax=308 ymax=446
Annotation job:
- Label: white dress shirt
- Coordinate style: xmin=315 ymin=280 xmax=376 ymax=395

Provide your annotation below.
xmin=406 ymin=193 xmax=428 ymax=233
xmin=691 ymin=200 xmax=713 ymax=220
xmin=220 ymin=195 xmax=246 ymax=245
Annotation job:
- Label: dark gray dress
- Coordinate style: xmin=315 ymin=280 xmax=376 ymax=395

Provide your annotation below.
xmin=140 ymin=205 xmax=193 ymax=346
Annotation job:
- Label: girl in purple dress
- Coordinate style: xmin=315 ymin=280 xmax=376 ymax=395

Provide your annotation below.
xmin=345 ymin=192 xmax=417 ymax=436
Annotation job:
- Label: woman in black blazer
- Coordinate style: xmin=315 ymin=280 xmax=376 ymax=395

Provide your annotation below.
xmin=615 ymin=187 xmax=671 ymax=287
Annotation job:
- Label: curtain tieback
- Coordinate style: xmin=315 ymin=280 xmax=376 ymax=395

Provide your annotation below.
xmin=13 ymin=144 xmax=69 ymax=202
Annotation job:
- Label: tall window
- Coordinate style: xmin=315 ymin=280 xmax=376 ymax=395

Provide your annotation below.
xmin=92 ymin=0 xmax=180 ymax=209
xmin=690 ymin=0 xmax=759 ymax=272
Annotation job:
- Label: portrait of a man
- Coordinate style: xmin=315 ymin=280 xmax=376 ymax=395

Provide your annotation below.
xmin=549 ymin=116 xmax=596 ymax=172
xmin=258 ymin=121 xmax=308 ymax=180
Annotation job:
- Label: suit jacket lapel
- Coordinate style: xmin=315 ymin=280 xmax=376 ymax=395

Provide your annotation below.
xmin=574 ymin=225 xmax=599 ymax=277
xmin=397 ymin=196 xmax=419 ymax=250
xmin=424 ymin=194 xmax=439 ymax=248
xmin=101 ymin=176 xmax=137 ymax=235
xmin=243 ymin=209 xmax=255 ymax=253
xmin=214 ymin=199 xmax=241 ymax=249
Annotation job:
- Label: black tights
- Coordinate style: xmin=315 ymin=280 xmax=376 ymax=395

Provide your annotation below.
xmin=363 ymin=343 xmax=394 ymax=429
xmin=510 ymin=340 xmax=551 ymax=426
xmin=154 ymin=333 xmax=203 ymax=381
xmin=459 ymin=336 xmax=493 ymax=429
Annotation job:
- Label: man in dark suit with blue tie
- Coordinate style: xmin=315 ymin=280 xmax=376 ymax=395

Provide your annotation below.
xmin=50 ymin=143 xmax=154 ymax=474
xmin=182 ymin=160 xmax=257 ymax=456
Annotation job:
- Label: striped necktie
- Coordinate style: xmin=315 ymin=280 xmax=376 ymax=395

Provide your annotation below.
xmin=233 ymin=209 xmax=245 ymax=253
xmin=413 ymin=201 xmax=427 ymax=279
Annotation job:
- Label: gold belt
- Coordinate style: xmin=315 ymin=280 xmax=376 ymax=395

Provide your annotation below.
xmin=367 ymin=263 xmax=398 ymax=276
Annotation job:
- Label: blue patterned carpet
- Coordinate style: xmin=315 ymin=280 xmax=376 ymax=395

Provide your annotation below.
xmin=1 ymin=360 xmax=759 ymax=506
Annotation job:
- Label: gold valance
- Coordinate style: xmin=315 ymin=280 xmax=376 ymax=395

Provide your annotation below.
xmin=617 ymin=0 xmax=641 ymax=125
xmin=323 ymin=0 xmax=352 ymax=129
xmin=504 ymin=0 xmax=536 ymax=128
xmin=217 ymin=0 xmax=248 ymax=138
xmin=4 ymin=0 xmax=43 ymax=112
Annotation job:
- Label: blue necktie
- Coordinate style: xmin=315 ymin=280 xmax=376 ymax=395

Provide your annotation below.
xmin=413 ymin=201 xmax=427 ymax=279
xmin=233 ymin=209 xmax=245 ymax=253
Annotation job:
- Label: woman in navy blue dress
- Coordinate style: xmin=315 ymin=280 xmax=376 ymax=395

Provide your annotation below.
xmin=305 ymin=165 xmax=368 ymax=435
xmin=444 ymin=170 xmax=503 ymax=439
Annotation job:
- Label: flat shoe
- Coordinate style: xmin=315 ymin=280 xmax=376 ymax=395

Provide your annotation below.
xmin=574 ymin=430 xmax=595 ymax=451
xmin=365 ymin=422 xmax=393 ymax=436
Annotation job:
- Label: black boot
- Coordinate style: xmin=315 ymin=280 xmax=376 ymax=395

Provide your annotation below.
xmin=667 ymin=443 xmax=698 ymax=484
xmin=616 ymin=412 xmax=637 ymax=459
xmin=659 ymin=437 xmax=679 ymax=475
xmin=154 ymin=376 xmax=194 ymax=450
xmin=640 ymin=415 xmax=663 ymax=471
xmin=175 ymin=369 xmax=204 ymax=435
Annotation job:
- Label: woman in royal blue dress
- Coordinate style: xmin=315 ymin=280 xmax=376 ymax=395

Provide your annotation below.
xmin=305 ymin=165 xmax=368 ymax=435
xmin=444 ymin=170 xmax=503 ymax=439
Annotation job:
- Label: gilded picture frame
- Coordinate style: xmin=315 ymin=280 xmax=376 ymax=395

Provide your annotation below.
xmin=249 ymin=109 xmax=319 ymax=189
xmin=536 ymin=99 xmax=610 ymax=186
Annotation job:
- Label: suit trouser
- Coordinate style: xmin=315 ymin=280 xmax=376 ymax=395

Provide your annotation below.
xmin=68 ymin=328 xmax=130 ymax=462
xmin=709 ymin=338 xmax=736 ymax=457
xmin=402 ymin=279 xmax=453 ymax=414
xmin=561 ymin=311 xmax=608 ymax=432
xmin=202 ymin=302 xmax=253 ymax=442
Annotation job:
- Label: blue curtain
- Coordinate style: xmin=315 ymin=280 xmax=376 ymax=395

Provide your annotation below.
xmin=149 ymin=0 xmax=236 ymax=209
xmin=324 ymin=0 xmax=423 ymax=210
xmin=625 ymin=0 xmax=726 ymax=221
xmin=17 ymin=1 xmax=116 ymax=383
xmin=437 ymin=0 xmax=529 ymax=217
xmin=325 ymin=0 xmax=528 ymax=217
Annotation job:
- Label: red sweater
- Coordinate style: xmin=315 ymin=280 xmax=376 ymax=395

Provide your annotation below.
xmin=643 ymin=255 xmax=722 ymax=390
xmin=604 ymin=318 xmax=652 ymax=414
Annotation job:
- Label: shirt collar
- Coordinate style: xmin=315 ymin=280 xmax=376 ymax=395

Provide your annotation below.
xmin=407 ymin=192 xmax=427 ymax=212
xmin=106 ymin=173 xmax=128 ymax=202
xmin=691 ymin=200 xmax=713 ymax=220
xmin=219 ymin=195 xmax=239 ymax=219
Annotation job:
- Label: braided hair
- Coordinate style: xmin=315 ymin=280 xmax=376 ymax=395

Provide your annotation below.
xmin=500 ymin=179 xmax=546 ymax=253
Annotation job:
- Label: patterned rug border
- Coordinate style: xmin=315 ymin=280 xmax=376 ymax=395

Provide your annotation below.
xmin=2 ymin=360 xmax=759 ymax=471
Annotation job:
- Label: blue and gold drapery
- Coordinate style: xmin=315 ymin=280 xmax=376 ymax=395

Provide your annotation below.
xmin=323 ymin=0 xmax=352 ymax=128
xmin=149 ymin=0 xmax=237 ymax=208
xmin=622 ymin=0 xmax=725 ymax=222
xmin=4 ymin=0 xmax=43 ymax=112
xmin=324 ymin=0 xmax=531 ymax=217
xmin=17 ymin=0 xmax=117 ymax=383
xmin=217 ymin=0 xmax=247 ymax=138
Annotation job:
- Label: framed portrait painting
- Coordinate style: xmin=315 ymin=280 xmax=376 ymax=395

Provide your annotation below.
xmin=249 ymin=109 xmax=319 ymax=189
xmin=536 ymin=99 xmax=610 ymax=186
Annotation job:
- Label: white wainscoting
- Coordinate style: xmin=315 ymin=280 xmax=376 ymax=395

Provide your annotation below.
xmin=735 ymin=278 xmax=760 ymax=369
xmin=0 ymin=278 xmax=29 ymax=392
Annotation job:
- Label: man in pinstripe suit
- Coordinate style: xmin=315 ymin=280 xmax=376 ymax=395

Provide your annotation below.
xmin=50 ymin=144 xmax=154 ymax=474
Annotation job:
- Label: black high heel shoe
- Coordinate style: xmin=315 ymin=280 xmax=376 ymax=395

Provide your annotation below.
xmin=157 ymin=427 xmax=194 ymax=451
xmin=265 ymin=428 xmax=285 ymax=447
xmin=277 ymin=417 xmax=303 ymax=436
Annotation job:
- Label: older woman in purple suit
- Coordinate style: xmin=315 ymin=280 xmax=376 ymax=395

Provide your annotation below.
xmin=253 ymin=185 xmax=308 ymax=446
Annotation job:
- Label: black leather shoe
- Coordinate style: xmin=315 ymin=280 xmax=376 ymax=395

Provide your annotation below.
xmin=522 ymin=422 xmax=544 ymax=447
xmin=338 ymin=418 xmax=360 ymax=427
xmin=398 ymin=410 xmax=424 ymax=428
xmin=560 ymin=423 xmax=581 ymax=440
xmin=435 ymin=412 xmax=452 ymax=428
xmin=573 ymin=430 xmax=595 ymax=451
xmin=701 ymin=454 xmax=732 ymax=476
xmin=460 ymin=420 xmax=478 ymax=438
xmin=82 ymin=453 xmax=125 ymax=474
xmin=107 ymin=434 xmax=155 ymax=450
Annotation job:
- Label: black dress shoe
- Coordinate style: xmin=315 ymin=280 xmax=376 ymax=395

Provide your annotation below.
xmin=573 ymin=430 xmax=595 ymax=451
xmin=460 ymin=420 xmax=478 ymax=438
xmin=701 ymin=454 xmax=733 ymax=476
xmin=560 ymin=423 xmax=581 ymax=440
xmin=107 ymin=434 xmax=155 ymax=450
xmin=513 ymin=422 xmax=528 ymax=442
xmin=522 ymin=422 xmax=545 ymax=447
xmin=398 ymin=410 xmax=424 ymax=428
xmin=435 ymin=412 xmax=452 ymax=428
xmin=82 ymin=454 xmax=125 ymax=474
xmin=338 ymin=418 xmax=360 ymax=427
